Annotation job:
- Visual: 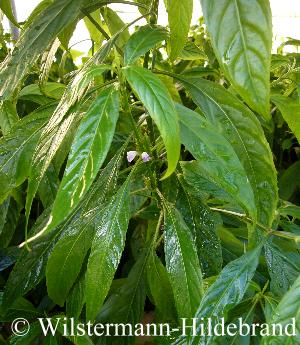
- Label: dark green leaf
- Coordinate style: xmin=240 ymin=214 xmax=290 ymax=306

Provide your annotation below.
xmin=163 ymin=200 xmax=203 ymax=318
xmin=123 ymin=66 xmax=180 ymax=178
xmin=200 ymin=0 xmax=272 ymax=118
xmin=124 ymin=25 xmax=168 ymax=65
xmin=177 ymin=245 xmax=262 ymax=345
xmin=0 ymin=0 xmax=19 ymax=27
xmin=46 ymin=146 xmax=125 ymax=306
xmin=177 ymin=76 xmax=277 ymax=230
xmin=265 ymin=274 xmax=300 ymax=344
xmin=86 ymin=175 xmax=131 ymax=321
xmin=147 ymin=251 xmax=177 ymax=322
xmin=0 ymin=104 xmax=54 ymax=203
xmin=177 ymin=103 xmax=256 ymax=220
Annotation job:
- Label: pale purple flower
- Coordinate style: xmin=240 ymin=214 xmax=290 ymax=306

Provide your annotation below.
xmin=127 ymin=150 xmax=138 ymax=162
xmin=141 ymin=152 xmax=150 ymax=162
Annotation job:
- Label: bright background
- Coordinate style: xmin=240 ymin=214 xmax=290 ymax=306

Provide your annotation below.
xmin=3 ymin=0 xmax=300 ymax=54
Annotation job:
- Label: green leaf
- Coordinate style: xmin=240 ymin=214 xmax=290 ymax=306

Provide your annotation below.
xmin=124 ymin=25 xmax=168 ymax=65
xmin=86 ymin=175 xmax=131 ymax=321
xmin=271 ymin=95 xmax=300 ymax=144
xmin=264 ymin=242 xmax=300 ymax=296
xmin=200 ymin=0 xmax=272 ymax=118
xmin=176 ymin=179 xmax=223 ymax=276
xmin=279 ymin=161 xmax=300 ymax=200
xmin=3 ymin=147 xmax=125 ymax=309
xmin=177 ymin=245 xmax=262 ymax=345
xmin=0 ymin=0 xmax=85 ymax=100
xmin=96 ymin=253 xmax=147 ymax=345
xmin=0 ymin=196 xmax=20 ymax=248
xmin=167 ymin=0 xmax=193 ymax=61
xmin=163 ymin=200 xmax=203 ymax=319
xmin=66 ymin=273 xmax=85 ymax=319
xmin=123 ymin=66 xmax=180 ymax=178
xmin=26 ymin=62 xmax=111 ymax=234
xmin=0 ymin=104 xmax=54 ymax=203
xmin=177 ymin=103 xmax=256 ymax=220
xmin=101 ymin=7 xmax=130 ymax=48
xmin=0 ymin=100 xmax=19 ymax=135
xmin=50 ymin=85 xmax=119 ymax=227
xmin=84 ymin=10 xmax=103 ymax=45
xmin=264 ymin=274 xmax=300 ymax=345
xmin=46 ymin=146 xmax=125 ymax=306
xmin=178 ymin=41 xmax=206 ymax=61
xmin=177 ymin=76 xmax=277 ymax=230
xmin=0 ymin=0 xmax=19 ymax=27
xmin=147 ymin=251 xmax=177 ymax=322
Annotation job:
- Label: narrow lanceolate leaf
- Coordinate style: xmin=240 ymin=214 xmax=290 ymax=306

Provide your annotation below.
xmin=96 ymin=253 xmax=147 ymax=345
xmin=3 ymin=148 xmax=125 ymax=309
xmin=86 ymin=177 xmax=131 ymax=321
xmin=124 ymin=25 xmax=168 ymax=65
xmin=26 ymin=63 xmax=111 ymax=233
xmin=147 ymin=251 xmax=177 ymax=322
xmin=175 ymin=245 xmax=262 ymax=345
xmin=0 ymin=0 xmax=85 ymax=99
xmin=177 ymin=103 xmax=256 ymax=221
xmin=264 ymin=274 xmax=300 ymax=345
xmin=200 ymin=0 xmax=272 ymax=118
xmin=177 ymin=76 xmax=277 ymax=230
xmin=176 ymin=180 xmax=223 ymax=276
xmin=167 ymin=0 xmax=193 ymax=61
xmin=0 ymin=104 xmax=55 ymax=203
xmin=50 ymin=86 xmax=119 ymax=227
xmin=123 ymin=66 xmax=180 ymax=178
xmin=163 ymin=201 xmax=203 ymax=319
xmin=271 ymin=95 xmax=300 ymax=144
xmin=0 ymin=0 xmax=19 ymax=27
xmin=0 ymin=101 xmax=19 ymax=136
xmin=46 ymin=147 xmax=125 ymax=307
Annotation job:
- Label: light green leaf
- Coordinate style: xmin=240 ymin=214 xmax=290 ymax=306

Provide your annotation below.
xmin=177 ymin=103 xmax=256 ymax=220
xmin=0 ymin=0 xmax=85 ymax=100
xmin=200 ymin=0 xmax=272 ymax=118
xmin=123 ymin=66 xmax=180 ymax=178
xmin=177 ymin=76 xmax=277 ymax=230
xmin=167 ymin=0 xmax=193 ymax=61
xmin=66 ymin=273 xmax=85 ymax=319
xmin=0 ymin=0 xmax=19 ymax=27
xmin=84 ymin=10 xmax=103 ymax=45
xmin=46 ymin=146 xmax=125 ymax=306
xmin=26 ymin=61 xmax=111 ymax=234
xmin=50 ymin=85 xmax=119 ymax=227
xmin=86 ymin=176 xmax=131 ymax=321
xmin=178 ymin=41 xmax=206 ymax=61
xmin=101 ymin=7 xmax=130 ymax=48
xmin=163 ymin=200 xmax=203 ymax=319
xmin=272 ymin=94 xmax=300 ymax=144
xmin=124 ymin=25 xmax=168 ymax=65
xmin=264 ymin=274 xmax=300 ymax=345
xmin=177 ymin=245 xmax=262 ymax=345
xmin=0 ymin=100 xmax=19 ymax=136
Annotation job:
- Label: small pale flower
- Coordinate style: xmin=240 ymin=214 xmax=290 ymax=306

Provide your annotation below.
xmin=127 ymin=150 xmax=138 ymax=162
xmin=141 ymin=152 xmax=150 ymax=162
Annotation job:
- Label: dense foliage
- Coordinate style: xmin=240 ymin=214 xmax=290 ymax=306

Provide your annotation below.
xmin=1 ymin=0 xmax=300 ymax=344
